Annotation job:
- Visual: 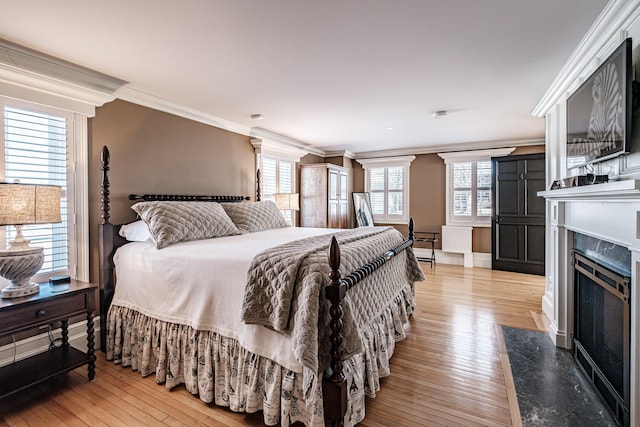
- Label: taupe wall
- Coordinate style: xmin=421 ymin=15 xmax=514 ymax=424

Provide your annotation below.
xmin=351 ymin=153 xmax=446 ymax=251
xmin=87 ymin=100 xmax=545 ymax=284
xmin=88 ymin=100 xmax=255 ymax=283
xmin=352 ymin=144 xmax=546 ymax=254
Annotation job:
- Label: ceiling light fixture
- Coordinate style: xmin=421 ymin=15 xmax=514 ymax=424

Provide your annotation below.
xmin=251 ymin=113 xmax=264 ymax=120
xmin=385 ymin=126 xmax=393 ymax=130
xmin=432 ymin=110 xmax=448 ymax=119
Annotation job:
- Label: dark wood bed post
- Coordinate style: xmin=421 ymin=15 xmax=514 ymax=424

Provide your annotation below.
xmin=256 ymin=168 xmax=261 ymax=202
xmin=323 ymin=219 xmax=415 ymax=426
xmin=324 ymin=236 xmax=348 ymax=426
xmin=98 ymin=146 xmax=120 ymax=352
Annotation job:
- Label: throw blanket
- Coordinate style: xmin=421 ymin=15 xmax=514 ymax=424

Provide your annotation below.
xmin=242 ymin=226 xmax=425 ymax=375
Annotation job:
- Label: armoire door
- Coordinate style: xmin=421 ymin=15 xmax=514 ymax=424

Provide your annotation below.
xmin=327 ymin=167 xmax=349 ymax=228
xmin=492 ymin=153 xmax=545 ymax=275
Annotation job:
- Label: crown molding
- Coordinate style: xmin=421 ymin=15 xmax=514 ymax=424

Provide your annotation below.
xmin=356 ymin=155 xmax=416 ymax=167
xmin=0 ymin=39 xmax=126 ymax=116
xmin=437 ymin=147 xmax=515 ymax=163
xmin=532 ymin=0 xmax=640 ymax=117
xmin=0 ymin=38 xmax=127 ymax=93
xmin=324 ymin=150 xmax=355 ymax=159
xmin=353 ymin=138 xmax=542 ymax=159
xmin=115 ymin=86 xmax=251 ymax=136
xmin=250 ymin=137 xmax=309 ymax=162
xmin=249 ymin=127 xmax=325 ymax=157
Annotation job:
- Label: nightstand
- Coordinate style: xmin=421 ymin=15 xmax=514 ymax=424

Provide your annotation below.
xmin=0 ymin=279 xmax=96 ymax=399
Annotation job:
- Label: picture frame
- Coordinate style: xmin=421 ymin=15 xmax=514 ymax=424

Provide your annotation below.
xmin=352 ymin=192 xmax=374 ymax=227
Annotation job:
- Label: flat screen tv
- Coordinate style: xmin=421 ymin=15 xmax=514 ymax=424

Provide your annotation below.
xmin=566 ymin=38 xmax=633 ymax=169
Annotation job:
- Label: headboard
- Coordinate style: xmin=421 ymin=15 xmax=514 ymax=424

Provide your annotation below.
xmin=97 ymin=145 xmax=258 ymax=351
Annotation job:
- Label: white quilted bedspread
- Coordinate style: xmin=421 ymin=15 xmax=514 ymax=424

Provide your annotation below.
xmin=112 ymin=226 xmax=335 ymax=372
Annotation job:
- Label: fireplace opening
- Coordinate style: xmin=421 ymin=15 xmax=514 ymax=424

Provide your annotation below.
xmin=573 ymin=251 xmax=630 ymax=427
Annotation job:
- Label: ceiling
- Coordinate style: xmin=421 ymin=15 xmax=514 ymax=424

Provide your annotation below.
xmin=0 ymin=0 xmax=609 ymax=155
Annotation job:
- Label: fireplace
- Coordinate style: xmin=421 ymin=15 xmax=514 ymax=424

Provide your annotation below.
xmin=573 ymin=250 xmax=630 ymax=426
xmin=539 ymin=179 xmax=640 ymax=427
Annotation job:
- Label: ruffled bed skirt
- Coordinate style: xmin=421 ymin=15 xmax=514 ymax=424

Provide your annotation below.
xmin=106 ymin=284 xmax=414 ymax=426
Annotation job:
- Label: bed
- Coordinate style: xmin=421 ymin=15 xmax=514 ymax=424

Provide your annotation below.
xmin=97 ymin=146 xmax=425 ymax=426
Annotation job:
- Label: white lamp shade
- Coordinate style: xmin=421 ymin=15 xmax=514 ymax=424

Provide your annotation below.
xmin=274 ymin=193 xmax=300 ymax=211
xmin=0 ymin=183 xmax=61 ymax=225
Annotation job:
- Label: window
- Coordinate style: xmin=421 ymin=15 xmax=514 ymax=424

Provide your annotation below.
xmin=1 ymin=99 xmax=74 ymax=281
xmin=357 ymin=156 xmax=415 ymax=224
xmin=261 ymin=156 xmax=295 ymax=224
xmin=450 ymin=160 xmax=492 ymax=223
xmin=438 ymin=148 xmax=514 ymax=227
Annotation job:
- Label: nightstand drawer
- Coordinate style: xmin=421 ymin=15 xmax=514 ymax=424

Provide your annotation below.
xmin=0 ymin=293 xmax=86 ymax=334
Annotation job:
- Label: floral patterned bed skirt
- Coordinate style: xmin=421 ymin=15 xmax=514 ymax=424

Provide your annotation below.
xmin=106 ymin=285 xmax=414 ymax=426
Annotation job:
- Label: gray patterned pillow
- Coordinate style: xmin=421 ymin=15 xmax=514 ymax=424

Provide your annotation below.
xmin=221 ymin=201 xmax=289 ymax=234
xmin=132 ymin=201 xmax=239 ymax=248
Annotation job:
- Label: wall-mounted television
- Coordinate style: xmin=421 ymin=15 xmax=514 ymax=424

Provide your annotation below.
xmin=566 ymin=38 xmax=633 ymax=169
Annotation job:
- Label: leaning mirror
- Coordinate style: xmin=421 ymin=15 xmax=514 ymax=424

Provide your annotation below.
xmin=352 ymin=192 xmax=374 ymax=227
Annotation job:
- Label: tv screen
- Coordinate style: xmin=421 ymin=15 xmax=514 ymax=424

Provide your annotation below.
xmin=566 ymin=38 xmax=632 ymax=169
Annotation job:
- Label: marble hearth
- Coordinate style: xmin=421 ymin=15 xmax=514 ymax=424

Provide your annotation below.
xmin=539 ymin=179 xmax=640 ymax=427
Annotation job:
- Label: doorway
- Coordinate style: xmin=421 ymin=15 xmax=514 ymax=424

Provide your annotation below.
xmin=491 ymin=153 xmax=545 ymax=275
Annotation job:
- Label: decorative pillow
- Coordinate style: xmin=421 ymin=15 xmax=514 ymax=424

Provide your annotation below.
xmin=118 ymin=220 xmax=154 ymax=242
xmin=131 ymin=201 xmax=239 ymax=248
xmin=221 ymin=200 xmax=289 ymax=234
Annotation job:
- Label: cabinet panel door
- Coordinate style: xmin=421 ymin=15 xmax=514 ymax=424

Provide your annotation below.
xmin=339 ymin=172 xmax=348 ymax=201
xmin=328 ymin=170 xmax=339 ymax=202
xmin=328 ymin=203 xmax=340 ymax=228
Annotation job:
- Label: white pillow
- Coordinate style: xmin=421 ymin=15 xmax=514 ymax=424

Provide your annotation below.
xmin=119 ymin=220 xmax=154 ymax=242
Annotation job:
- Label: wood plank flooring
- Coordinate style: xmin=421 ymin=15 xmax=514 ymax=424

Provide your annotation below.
xmin=0 ymin=264 xmax=545 ymax=426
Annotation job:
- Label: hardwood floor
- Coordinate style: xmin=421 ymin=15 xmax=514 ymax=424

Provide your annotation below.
xmin=0 ymin=264 xmax=545 ymax=426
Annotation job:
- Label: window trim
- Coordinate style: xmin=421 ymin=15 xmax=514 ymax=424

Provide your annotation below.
xmin=0 ymin=97 xmax=89 ymax=282
xmin=438 ymin=148 xmax=514 ymax=227
xmin=357 ymin=156 xmax=415 ymax=225
xmin=261 ymin=155 xmax=296 ymax=224
xmin=251 ymin=138 xmax=306 ymax=225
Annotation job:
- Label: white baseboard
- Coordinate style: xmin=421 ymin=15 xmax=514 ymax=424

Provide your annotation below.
xmin=473 ymin=252 xmax=492 ymax=269
xmin=414 ymin=248 xmax=492 ymax=269
xmin=542 ymin=292 xmax=554 ymax=322
xmin=0 ymin=316 xmax=102 ymax=368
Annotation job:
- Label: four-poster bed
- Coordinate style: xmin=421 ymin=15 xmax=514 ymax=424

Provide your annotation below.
xmin=97 ymin=146 xmax=424 ymax=426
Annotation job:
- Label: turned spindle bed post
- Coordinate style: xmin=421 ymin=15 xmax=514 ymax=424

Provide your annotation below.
xmin=98 ymin=146 xmax=122 ymax=352
xmin=256 ymin=168 xmax=261 ymax=202
xmin=323 ymin=219 xmax=415 ymax=426
xmin=324 ymin=237 xmax=348 ymax=426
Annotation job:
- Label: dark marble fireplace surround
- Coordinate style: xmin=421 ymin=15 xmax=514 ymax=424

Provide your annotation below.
xmin=574 ymin=233 xmax=632 ymax=278
xmin=573 ymin=233 xmax=631 ymax=426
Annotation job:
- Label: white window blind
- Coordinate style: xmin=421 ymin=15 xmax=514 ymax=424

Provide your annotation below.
xmin=3 ymin=103 xmax=69 ymax=276
xmin=262 ymin=158 xmax=277 ymax=195
xmin=450 ymin=160 xmax=492 ymax=225
xmin=279 ymin=161 xmax=292 ymax=193
xmin=261 ymin=156 xmax=295 ymax=224
xmin=359 ymin=156 xmax=415 ymax=224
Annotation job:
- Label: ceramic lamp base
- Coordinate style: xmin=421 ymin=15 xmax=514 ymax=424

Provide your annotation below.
xmin=0 ymin=282 xmax=39 ymax=298
xmin=0 ymin=246 xmax=44 ymax=299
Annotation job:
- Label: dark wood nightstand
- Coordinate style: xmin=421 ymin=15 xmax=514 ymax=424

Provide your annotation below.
xmin=0 ymin=279 xmax=96 ymax=399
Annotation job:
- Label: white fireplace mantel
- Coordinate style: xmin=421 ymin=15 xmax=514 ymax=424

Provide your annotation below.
xmin=538 ymin=179 xmax=640 ymax=201
xmin=539 ymin=179 xmax=640 ymax=427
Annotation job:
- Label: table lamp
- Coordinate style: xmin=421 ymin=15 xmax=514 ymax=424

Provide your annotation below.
xmin=0 ymin=183 xmax=61 ymax=298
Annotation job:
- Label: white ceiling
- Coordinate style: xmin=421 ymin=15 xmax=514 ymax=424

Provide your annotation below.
xmin=0 ymin=0 xmax=609 ymax=155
